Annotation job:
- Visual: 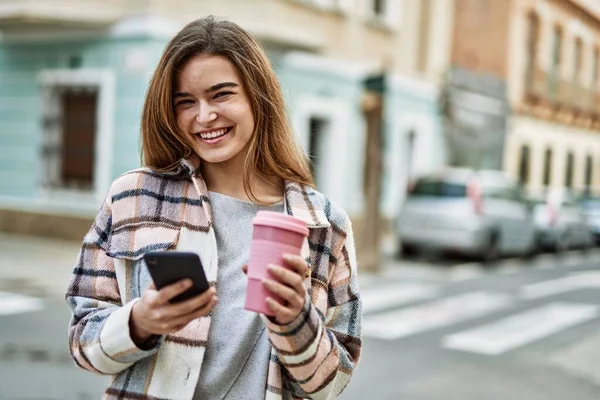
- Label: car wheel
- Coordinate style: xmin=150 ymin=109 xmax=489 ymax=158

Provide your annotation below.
xmin=554 ymin=234 xmax=569 ymax=253
xmin=481 ymin=232 xmax=500 ymax=263
xmin=524 ymin=234 xmax=542 ymax=259
xmin=399 ymin=242 xmax=419 ymax=259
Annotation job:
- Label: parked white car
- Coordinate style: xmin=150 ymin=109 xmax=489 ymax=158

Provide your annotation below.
xmin=396 ymin=169 xmax=537 ymax=261
xmin=579 ymin=192 xmax=600 ymax=245
xmin=527 ymin=188 xmax=593 ymax=251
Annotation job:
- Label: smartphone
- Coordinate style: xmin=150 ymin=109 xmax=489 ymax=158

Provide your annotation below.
xmin=143 ymin=251 xmax=210 ymax=303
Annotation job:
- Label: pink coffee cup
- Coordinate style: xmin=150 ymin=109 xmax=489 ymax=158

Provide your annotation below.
xmin=245 ymin=211 xmax=309 ymax=316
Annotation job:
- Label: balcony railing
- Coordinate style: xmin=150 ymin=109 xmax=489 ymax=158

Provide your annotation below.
xmin=523 ymin=67 xmax=600 ymax=116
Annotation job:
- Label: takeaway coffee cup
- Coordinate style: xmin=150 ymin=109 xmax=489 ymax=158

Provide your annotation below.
xmin=245 ymin=211 xmax=309 ymax=316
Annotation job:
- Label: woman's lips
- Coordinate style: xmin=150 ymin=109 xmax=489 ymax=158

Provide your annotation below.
xmin=195 ymin=127 xmax=232 ymax=144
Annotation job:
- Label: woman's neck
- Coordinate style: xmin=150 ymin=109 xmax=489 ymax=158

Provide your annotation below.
xmin=202 ymin=161 xmax=284 ymax=204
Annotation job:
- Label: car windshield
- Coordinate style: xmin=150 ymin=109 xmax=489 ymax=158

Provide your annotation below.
xmin=580 ymin=198 xmax=600 ymax=210
xmin=409 ymin=179 xmax=467 ymax=198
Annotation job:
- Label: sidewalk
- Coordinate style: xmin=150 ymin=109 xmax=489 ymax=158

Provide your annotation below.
xmin=0 ymin=233 xmax=81 ymax=298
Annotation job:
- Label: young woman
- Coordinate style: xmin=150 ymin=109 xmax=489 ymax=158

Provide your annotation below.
xmin=66 ymin=16 xmax=362 ymax=400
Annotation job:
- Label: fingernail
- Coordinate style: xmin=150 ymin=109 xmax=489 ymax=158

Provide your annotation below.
xmin=182 ymin=279 xmax=192 ymax=288
xmin=267 ymin=264 xmax=276 ymax=271
xmin=283 ymin=254 xmax=292 ymax=260
xmin=262 ymin=279 xmax=271 ymax=286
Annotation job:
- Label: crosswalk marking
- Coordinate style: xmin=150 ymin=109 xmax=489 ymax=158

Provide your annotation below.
xmin=520 ymin=271 xmax=600 ymax=300
xmin=564 ymin=254 xmax=583 ymax=268
xmin=534 ymin=262 xmax=555 ymax=270
xmin=450 ymin=264 xmax=484 ymax=282
xmin=497 ymin=263 xmax=520 ymax=275
xmin=361 ymin=283 xmax=440 ymax=314
xmin=443 ymin=302 xmax=598 ymax=355
xmin=0 ymin=291 xmax=44 ymax=316
xmin=362 ymin=291 xmax=513 ymax=340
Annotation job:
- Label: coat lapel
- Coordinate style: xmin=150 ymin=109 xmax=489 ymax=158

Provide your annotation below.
xmin=283 ymin=181 xmax=330 ymax=229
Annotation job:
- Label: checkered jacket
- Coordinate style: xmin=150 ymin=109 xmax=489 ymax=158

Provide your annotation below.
xmin=65 ymin=157 xmax=362 ymax=400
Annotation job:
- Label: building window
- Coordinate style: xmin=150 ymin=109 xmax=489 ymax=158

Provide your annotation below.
xmin=574 ymin=37 xmax=583 ymax=82
xmin=525 ymin=11 xmax=539 ymax=88
xmin=42 ymin=87 xmax=98 ymax=191
xmin=550 ymin=25 xmax=563 ymax=96
xmin=585 ymin=155 xmax=594 ymax=187
xmin=308 ymin=117 xmax=329 ymax=188
xmin=372 ymin=0 xmax=385 ymax=16
xmin=543 ymin=148 xmax=553 ymax=186
xmin=565 ymin=151 xmax=574 ymax=188
xmin=519 ymin=145 xmax=530 ymax=185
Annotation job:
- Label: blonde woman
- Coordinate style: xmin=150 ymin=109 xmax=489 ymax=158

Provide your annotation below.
xmin=66 ymin=16 xmax=362 ymax=400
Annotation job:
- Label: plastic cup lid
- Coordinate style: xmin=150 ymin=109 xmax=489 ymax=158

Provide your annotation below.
xmin=252 ymin=211 xmax=309 ymax=236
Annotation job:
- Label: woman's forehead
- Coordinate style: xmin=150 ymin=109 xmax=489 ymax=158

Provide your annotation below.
xmin=176 ymin=54 xmax=241 ymax=88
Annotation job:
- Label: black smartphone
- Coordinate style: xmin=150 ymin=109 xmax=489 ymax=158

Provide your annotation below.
xmin=143 ymin=251 xmax=210 ymax=303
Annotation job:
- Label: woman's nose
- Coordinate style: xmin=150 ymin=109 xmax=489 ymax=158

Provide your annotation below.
xmin=196 ymin=102 xmax=217 ymax=125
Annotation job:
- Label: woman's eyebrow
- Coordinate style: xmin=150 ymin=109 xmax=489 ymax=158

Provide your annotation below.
xmin=205 ymin=82 xmax=239 ymax=93
xmin=173 ymin=82 xmax=239 ymax=99
xmin=173 ymin=91 xmax=192 ymax=99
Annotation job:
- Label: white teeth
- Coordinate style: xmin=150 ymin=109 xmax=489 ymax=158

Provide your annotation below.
xmin=199 ymin=128 xmax=227 ymax=140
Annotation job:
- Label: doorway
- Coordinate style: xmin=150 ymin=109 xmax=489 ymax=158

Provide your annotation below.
xmin=308 ymin=116 xmax=330 ymax=189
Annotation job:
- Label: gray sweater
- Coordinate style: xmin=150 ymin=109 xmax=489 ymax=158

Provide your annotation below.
xmin=194 ymin=191 xmax=284 ymax=400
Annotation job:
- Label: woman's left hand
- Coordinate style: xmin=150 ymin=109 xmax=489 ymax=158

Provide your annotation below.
xmin=262 ymin=254 xmax=310 ymax=325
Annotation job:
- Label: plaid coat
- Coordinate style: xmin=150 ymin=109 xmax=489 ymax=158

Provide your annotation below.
xmin=66 ymin=157 xmax=362 ymax=400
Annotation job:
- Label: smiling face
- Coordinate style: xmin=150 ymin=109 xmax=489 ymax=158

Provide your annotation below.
xmin=173 ymin=54 xmax=255 ymax=167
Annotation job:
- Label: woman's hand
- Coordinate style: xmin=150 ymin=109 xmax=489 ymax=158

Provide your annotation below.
xmin=130 ymin=279 xmax=217 ymax=346
xmin=262 ymin=254 xmax=310 ymax=325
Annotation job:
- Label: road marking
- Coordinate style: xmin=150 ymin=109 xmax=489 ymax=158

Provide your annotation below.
xmin=362 ymin=291 xmax=513 ymax=340
xmin=443 ymin=302 xmax=598 ymax=355
xmin=450 ymin=263 xmax=484 ymax=282
xmin=564 ymin=254 xmax=583 ymax=268
xmin=382 ymin=264 xmax=447 ymax=282
xmin=534 ymin=262 xmax=555 ymax=270
xmin=361 ymin=283 xmax=441 ymax=314
xmin=497 ymin=261 xmax=520 ymax=275
xmin=533 ymin=254 xmax=558 ymax=269
xmin=0 ymin=291 xmax=43 ymax=316
xmin=520 ymin=271 xmax=600 ymax=300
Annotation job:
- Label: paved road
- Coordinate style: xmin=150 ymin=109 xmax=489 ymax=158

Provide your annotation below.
xmin=343 ymin=249 xmax=600 ymax=400
xmin=2 ymin=233 xmax=600 ymax=399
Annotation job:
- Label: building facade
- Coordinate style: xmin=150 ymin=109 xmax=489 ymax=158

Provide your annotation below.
xmin=443 ymin=0 xmax=600 ymax=194
xmin=506 ymin=0 xmax=600 ymax=194
xmin=442 ymin=0 xmax=512 ymax=170
xmin=0 ymin=0 xmax=449 ymax=238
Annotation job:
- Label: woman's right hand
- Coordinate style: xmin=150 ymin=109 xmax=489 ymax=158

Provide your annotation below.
xmin=130 ymin=279 xmax=218 ymax=346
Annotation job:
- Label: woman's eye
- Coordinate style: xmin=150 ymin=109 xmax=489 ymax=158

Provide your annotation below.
xmin=175 ymin=99 xmax=194 ymax=107
xmin=214 ymin=91 xmax=234 ymax=99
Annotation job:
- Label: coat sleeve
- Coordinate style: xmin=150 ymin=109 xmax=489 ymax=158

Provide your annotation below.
xmin=65 ymin=194 xmax=161 ymax=375
xmin=263 ymin=214 xmax=362 ymax=399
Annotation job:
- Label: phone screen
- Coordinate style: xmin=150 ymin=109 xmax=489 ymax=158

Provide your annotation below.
xmin=144 ymin=251 xmax=210 ymax=303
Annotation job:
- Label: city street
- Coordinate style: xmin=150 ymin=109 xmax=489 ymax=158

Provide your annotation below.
xmin=2 ymin=234 xmax=600 ymax=399
xmin=345 ymin=250 xmax=600 ymax=400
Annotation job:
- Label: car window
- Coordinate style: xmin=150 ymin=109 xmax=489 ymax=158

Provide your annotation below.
xmin=409 ymin=179 xmax=467 ymax=198
xmin=483 ymin=185 xmax=521 ymax=201
xmin=581 ymin=199 xmax=600 ymax=210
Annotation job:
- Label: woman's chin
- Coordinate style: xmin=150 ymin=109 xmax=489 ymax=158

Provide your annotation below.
xmin=194 ymin=151 xmax=238 ymax=166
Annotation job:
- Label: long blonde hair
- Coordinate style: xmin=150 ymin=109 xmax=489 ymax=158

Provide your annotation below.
xmin=141 ymin=16 xmax=314 ymax=202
